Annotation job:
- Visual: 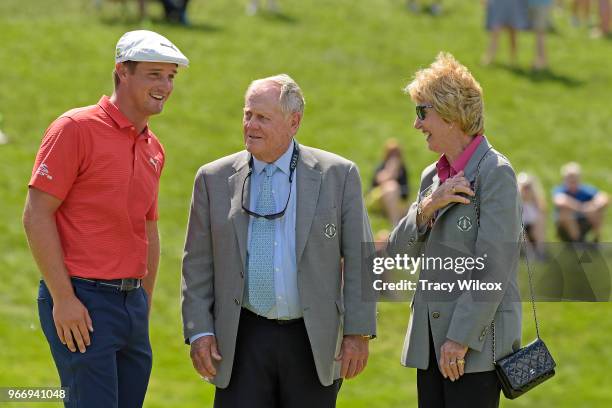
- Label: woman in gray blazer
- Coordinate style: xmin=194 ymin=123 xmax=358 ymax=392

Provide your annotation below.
xmin=387 ymin=52 xmax=522 ymax=408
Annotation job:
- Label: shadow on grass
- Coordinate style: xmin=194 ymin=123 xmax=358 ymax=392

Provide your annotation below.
xmin=255 ymin=10 xmax=299 ymax=24
xmin=404 ymin=2 xmax=449 ymax=17
xmin=98 ymin=15 xmax=223 ymax=33
xmin=494 ymin=63 xmax=585 ymax=88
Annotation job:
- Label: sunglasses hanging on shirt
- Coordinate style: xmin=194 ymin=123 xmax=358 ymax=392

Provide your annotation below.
xmin=241 ymin=142 xmax=299 ymax=220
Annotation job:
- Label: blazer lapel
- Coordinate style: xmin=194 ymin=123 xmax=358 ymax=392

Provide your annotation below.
xmin=228 ymin=152 xmax=251 ymax=270
xmin=421 ymin=174 xmax=440 ymax=200
xmin=463 ymin=136 xmax=493 ymax=185
xmin=295 ymin=148 xmax=322 ymax=265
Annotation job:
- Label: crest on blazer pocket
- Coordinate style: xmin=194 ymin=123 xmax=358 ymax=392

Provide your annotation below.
xmin=324 ymin=223 xmax=337 ymax=239
xmin=457 ymin=216 xmax=473 ymax=232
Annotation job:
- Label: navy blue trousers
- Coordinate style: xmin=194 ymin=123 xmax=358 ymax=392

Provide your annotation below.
xmin=37 ymin=279 xmax=152 ymax=408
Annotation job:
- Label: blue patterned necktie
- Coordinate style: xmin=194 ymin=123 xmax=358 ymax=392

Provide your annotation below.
xmin=247 ymin=164 xmax=277 ymax=314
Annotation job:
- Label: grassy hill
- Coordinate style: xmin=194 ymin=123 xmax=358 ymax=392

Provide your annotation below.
xmin=1 ymin=0 xmax=611 ymax=406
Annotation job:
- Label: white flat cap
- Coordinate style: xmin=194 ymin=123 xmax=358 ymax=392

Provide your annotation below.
xmin=115 ymin=30 xmax=189 ymax=67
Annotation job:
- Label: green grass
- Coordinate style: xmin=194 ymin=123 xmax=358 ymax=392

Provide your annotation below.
xmin=1 ymin=0 xmax=612 ymax=406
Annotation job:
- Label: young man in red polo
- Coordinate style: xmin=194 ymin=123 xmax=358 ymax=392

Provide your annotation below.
xmin=23 ymin=30 xmax=189 ymax=408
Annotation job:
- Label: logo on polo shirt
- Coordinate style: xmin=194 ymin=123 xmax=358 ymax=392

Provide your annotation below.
xmin=36 ymin=163 xmax=53 ymax=180
xmin=148 ymin=155 xmax=162 ymax=173
xmin=149 ymin=157 xmax=159 ymax=172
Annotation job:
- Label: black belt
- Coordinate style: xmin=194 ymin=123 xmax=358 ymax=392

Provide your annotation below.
xmin=242 ymin=308 xmax=303 ymax=325
xmin=71 ymin=276 xmax=142 ymax=291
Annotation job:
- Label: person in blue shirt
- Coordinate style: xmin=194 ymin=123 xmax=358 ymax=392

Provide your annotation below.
xmin=553 ymin=162 xmax=609 ymax=242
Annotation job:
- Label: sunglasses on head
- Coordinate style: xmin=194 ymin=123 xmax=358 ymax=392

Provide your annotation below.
xmin=416 ymin=104 xmax=434 ymax=120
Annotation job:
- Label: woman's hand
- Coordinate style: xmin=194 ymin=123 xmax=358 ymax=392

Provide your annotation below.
xmin=439 ymin=339 xmax=468 ymax=381
xmin=417 ymin=171 xmax=474 ymax=228
xmin=423 ymin=171 xmax=474 ymax=213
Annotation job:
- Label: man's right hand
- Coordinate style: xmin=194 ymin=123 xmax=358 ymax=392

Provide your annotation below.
xmin=190 ymin=335 xmax=222 ymax=380
xmin=52 ymin=295 xmax=93 ymax=353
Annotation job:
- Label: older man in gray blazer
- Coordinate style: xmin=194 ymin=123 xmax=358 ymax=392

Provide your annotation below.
xmin=181 ymin=74 xmax=376 ymax=408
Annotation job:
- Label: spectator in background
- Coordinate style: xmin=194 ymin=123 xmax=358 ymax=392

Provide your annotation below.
xmin=0 ymin=113 xmax=8 ymax=145
xmin=554 ymin=162 xmax=609 ymax=243
xmin=482 ymin=0 xmax=530 ymax=66
xmin=593 ymin=0 xmax=611 ymax=37
xmin=247 ymin=0 xmax=280 ymax=15
xmin=366 ymin=139 xmax=410 ymax=226
xmin=528 ymin=0 xmax=553 ymax=71
xmin=571 ymin=0 xmax=592 ymax=27
xmin=518 ymin=172 xmax=547 ymax=257
xmin=94 ymin=0 xmax=147 ymax=20
xmin=159 ymin=0 xmax=191 ymax=25
xmin=407 ymin=0 xmax=443 ymax=16
xmin=137 ymin=0 xmax=146 ymax=20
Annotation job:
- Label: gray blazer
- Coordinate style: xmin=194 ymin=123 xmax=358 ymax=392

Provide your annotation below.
xmin=388 ymin=137 xmax=522 ymax=373
xmin=181 ymin=144 xmax=377 ymax=387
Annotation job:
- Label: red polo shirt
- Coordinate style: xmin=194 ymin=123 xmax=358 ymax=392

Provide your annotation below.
xmin=29 ymin=96 xmax=165 ymax=279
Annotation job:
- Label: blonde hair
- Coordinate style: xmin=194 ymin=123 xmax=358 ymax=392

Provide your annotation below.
xmin=561 ymin=162 xmax=581 ymax=177
xmin=382 ymin=138 xmax=403 ymax=162
xmin=517 ymin=172 xmax=547 ymax=211
xmin=405 ymin=52 xmax=484 ymax=137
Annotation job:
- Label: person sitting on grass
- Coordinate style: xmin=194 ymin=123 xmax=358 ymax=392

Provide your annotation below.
xmin=366 ymin=139 xmax=410 ymax=226
xmin=518 ymin=172 xmax=547 ymax=258
xmin=554 ymin=162 xmax=608 ymax=243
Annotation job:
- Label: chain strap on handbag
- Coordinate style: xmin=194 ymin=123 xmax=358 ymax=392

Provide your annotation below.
xmin=473 ymin=148 xmax=556 ymax=399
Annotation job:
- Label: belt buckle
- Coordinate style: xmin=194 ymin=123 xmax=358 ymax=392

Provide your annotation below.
xmin=120 ymin=279 xmax=139 ymax=291
xmin=120 ymin=279 xmax=129 ymax=291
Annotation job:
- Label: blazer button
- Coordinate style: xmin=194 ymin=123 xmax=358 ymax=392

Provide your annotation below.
xmin=432 ymin=311 xmax=440 ymax=319
xmin=234 ymin=298 xmax=241 ymax=306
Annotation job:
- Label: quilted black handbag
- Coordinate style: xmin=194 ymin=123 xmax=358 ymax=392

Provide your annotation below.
xmin=473 ymin=152 xmax=556 ymax=399
xmin=493 ymin=336 xmax=556 ymax=399
xmin=491 ymin=232 xmax=556 ymax=399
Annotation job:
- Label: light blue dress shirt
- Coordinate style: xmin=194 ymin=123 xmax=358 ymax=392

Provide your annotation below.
xmin=243 ymin=140 xmax=301 ymax=320
xmin=189 ymin=141 xmax=301 ymax=344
